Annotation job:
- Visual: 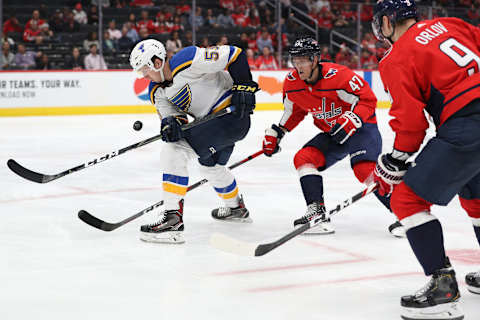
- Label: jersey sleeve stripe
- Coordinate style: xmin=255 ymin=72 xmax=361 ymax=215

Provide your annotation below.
xmin=149 ymin=84 xmax=161 ymax=105
xmin=280 ymin=93 xmax=294 ymax=126
xmin=172 ymin=60 xmax=193 ymax=77
xmin=208 ymin=89 xmax=233 ymax=114
xmin=226 ymin=46 xmax=242 ymax=68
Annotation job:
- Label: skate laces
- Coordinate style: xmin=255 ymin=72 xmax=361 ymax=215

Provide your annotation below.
xmin=216 ymin=207 xmax=231 ymax=217
xmin=414 ymin=277 xmax=435 ymax=298
xmin=304 ymin=203 xmax=324 ymax=220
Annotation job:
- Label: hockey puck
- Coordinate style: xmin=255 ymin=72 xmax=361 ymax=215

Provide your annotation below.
xmin=133 ymin=120 xmax=143 ymax=131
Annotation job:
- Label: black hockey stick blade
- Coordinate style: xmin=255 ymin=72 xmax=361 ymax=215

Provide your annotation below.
xmin=210 ymin=184 xmax=378 ymax=257
xmin=78 ymin=200 xmax=166 ymax=231
xmin=7 ymin=159 xmax=58 ymax=183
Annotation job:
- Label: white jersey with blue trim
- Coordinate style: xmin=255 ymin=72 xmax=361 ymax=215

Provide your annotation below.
xmin=149 ymin=45 xmax=243 ymax=119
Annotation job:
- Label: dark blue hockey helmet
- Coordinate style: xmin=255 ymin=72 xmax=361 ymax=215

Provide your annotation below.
xmin=289 ymin=38 xmax=321 ymax=61
xmin=372 ymin=0 xmax=418 ymax=42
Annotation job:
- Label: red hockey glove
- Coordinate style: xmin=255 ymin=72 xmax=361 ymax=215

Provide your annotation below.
xmin=262 ymin=124 xmax=285 ymax=157
xmin=373 ymin=153 xmax=410 ymax=196
xmin=329 ymin=111 xmax=363 ymax=144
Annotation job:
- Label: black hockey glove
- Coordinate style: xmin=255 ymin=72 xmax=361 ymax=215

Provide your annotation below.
xmin=231 ymin=81 xmax=259 ymax=119
xmin=161 ymin=116 xmax=186 ymax=142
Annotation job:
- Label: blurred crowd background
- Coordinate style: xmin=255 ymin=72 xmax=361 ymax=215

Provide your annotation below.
xmin=1 ymin=0 xmax=478 ymax=71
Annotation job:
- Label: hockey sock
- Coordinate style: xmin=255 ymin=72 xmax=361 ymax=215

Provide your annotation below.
xmin=406 ymin=219 xmax=447 ymax=275
xmin=374 ymin=190 xmax=392 ymax=212
xmin=300 ymin=175 xmax=324 ymax=205
xmin=474 ymin=226 xmax=480 ymax=246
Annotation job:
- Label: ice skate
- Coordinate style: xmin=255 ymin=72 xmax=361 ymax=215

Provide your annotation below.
xmin=140 ymin=200 xmax=185 ymax=244
xmin=401 ymin=263 xmax=463 ymax=320
xmin=389 ymin=220 xmax=406 ymax=238
xmin=465 ymin=270 xmax=480 ymax=294
xmin=293 ymin=202 xmax=335 ymax=235
xmin=211 ymin=195 xmax=252 ymax=223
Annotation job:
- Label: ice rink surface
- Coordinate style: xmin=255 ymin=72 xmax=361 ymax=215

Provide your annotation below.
xmin=1 ymin=110 xmax=479 ymax=320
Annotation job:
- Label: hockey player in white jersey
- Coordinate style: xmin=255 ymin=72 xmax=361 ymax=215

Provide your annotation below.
xmin=130 ymin=39 xmax=258 ymax=243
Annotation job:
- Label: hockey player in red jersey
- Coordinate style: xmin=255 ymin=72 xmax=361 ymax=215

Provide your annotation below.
xmin=370 ymin=0 xmax=480 ymax=319
xmin=261 ymin=37 xmax=404 ymax=236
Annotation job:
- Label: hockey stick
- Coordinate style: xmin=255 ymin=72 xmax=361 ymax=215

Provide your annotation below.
xmin=7 ymin=106 xmax=235 ymax=183
xmin=78 ymin=150 xmax=264 ymax=231
xmin=209 ymin=183 xmax=378 ymax=256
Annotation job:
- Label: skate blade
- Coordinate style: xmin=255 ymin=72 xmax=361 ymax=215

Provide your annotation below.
xmin=401 ymin=302 xmax=464 ymax=320
xmin=140 ymin=231 xmax=185 ymax=244
xmin=302 ymin=223 xmax=335 ymax=235
xmin=390 ymin=225 xmax=406 ymax=238
xmin=213 ymin=216 xmax=253 ymax=223
xmin=467 ymin=285 xmax=480 ymax=294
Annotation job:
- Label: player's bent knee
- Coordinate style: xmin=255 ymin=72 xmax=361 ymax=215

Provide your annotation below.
xmin=459 ymin=197 xmax=480 ymax=219
xmin=293 ymin=147 xmax=326 ymax=170
xmin=352 ymin=161 xmax=375 ymax=183
xmin=391 ymin=182 xmax=432 ymax=221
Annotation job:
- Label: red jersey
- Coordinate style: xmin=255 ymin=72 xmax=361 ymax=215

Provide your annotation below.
xmin=280 ymin=62 xmax=377 ymax=133
xmin=379 ymin=17 xmax=480 ymax=153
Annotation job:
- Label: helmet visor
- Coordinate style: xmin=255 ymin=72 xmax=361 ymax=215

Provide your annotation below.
xmin=372 ymin=13 xmax=385 ymax=42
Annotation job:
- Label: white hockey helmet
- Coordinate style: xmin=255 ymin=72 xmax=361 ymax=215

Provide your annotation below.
xmin=129 ymin=39 xmax=167 ymax=81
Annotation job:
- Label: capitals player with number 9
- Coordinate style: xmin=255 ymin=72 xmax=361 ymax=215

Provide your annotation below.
xmin=371 ymin=0 xmax=480 ymax=319
xmin=261 ymin=37 xmax=404 ymax=236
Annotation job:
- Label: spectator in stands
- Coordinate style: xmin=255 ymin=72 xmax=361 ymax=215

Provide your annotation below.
xmin=247 ymin=31 xmax=258 ymax=52
xmin=118 ymin=26 xmax=134 ymax=51
xmin=320 ymin=46 xmax=332 ymax=61
xmin=1 ymin=32 xmax=15 ymax=48
xmin=88 ymin=6 xmax=99 ymax=25
xmin=199 ymin=36 xmax=209 ymax=48
xmin=176 ymin=0 xmax=191 ymax=14
xmin=23 ymin=21 xmax=42 ymax=43
xmin=25 ymin=10 xmax=45 ymax=32
xmin=0 ymin=42 xmax=15 ymax=70
xmin=205 ymin=8 xmax=219 ymax=28
xmin=124 ymin=22 xmax=140 ymax=43
xmin=64 ymin=11 xmax=81 ymax=33
xmin=137 ymin=10 xmax=155 ymax=34
xmin=103 ymin=31 xmax=117 ymax=53
xmin=138 ymin=27 xmax=149 ymax=41
xmin=73 ymin=3 xmax=88 ymax=25
xmin=360 ymin=49 xmax=377 ymax=70
xmin=332 ymin=4 xmax=349 ymax=27
xmin=36 ymin=52 xmax=54 ymax=70
xmin=84 ymin=31 xmax=100 ymax=51
xmin=217 ymin=35 xmax=229 ymax=46
xmin=245 ymin=9 xmax=261 ymax=28
xmin=335 ymin=43 xmax=351 ymax=66
xmin=113 ymin=0 xmax=127 ymax=7
xmin=84 ymin=44 xmax=107 ymax=70
xmin=65 ymin=47 xmax=85 ymax=70
xmin=361 ymin=32 xmax=377 ymax=54
xmin=246 ymin=48 xmax=256 ymax=70
xmin=49 ymin=9 xmax=65 ymax=33
xmin=360 ymin=0 xmax=374 ymax=22
xmin=170 ymin=16 xmax=185 ymax=32
xmin=38 ymin=23 xmax=53 ymax=42
xmin=184 ymin=30 xmax=193 ymax=46
xmin=220 ymin=0 xmax=235 ymax=11
xmin=166 ymin=31 xmax=182 ymax=53
xmin=216 ymin=9 xmax=235 ymax=27
xmin=255 ymin=46 xmax=278 ymax=69
xmin=312 ymin=0 xmax=330 ymax=12
xmin=14 ymin=44 xmax=37 ymax=70
xmin=256 ymin=28 xmax=274 ymax=53
xmin=108 ymin=20 xmax=122 ymax=41
xmin=232 ymin=7 xmax=248 ymax=27
xmin=189 ymin=7 xmax=205 ymax=27
xmin=237 ymin=32 xmax=249 ymax=50
xmin=3 ymin=13 xmax=22 ymax=35
xmin=153 ymin=13 xmax=169 ymax=34
xmin=130 ymin=0 xmax=154 ymax=7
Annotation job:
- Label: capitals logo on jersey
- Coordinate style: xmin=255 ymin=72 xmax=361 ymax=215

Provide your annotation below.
xmin=324 ymin=68 xmax=338 ymax=79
